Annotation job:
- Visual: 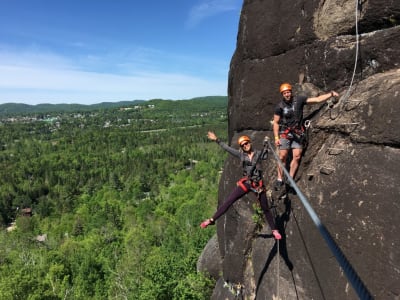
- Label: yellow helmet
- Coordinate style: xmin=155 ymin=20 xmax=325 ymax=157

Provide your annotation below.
xmin=237 ymin=135 xmax=251 ymax=146
xmin=279 ymin=83 xmax=292 ymax=94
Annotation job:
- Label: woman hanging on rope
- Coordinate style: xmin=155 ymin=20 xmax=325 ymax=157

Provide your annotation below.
xmin=200 ymin=131 xmax=281 ymax=240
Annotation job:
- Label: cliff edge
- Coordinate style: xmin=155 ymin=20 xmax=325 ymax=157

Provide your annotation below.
xmin=198 ymin=1 xmax=400 ymax=299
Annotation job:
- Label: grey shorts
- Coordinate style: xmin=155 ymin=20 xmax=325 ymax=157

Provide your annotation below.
xmin=279 ymin=137 xmax=303 ymax=150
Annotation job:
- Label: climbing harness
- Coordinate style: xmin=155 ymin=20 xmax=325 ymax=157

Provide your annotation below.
xmin=238 ymin=142 xmax=269 ymax=195
xmin=237 ymin=177 xmax=264 ymax=194
xmin=279 ymin=125 xmax=305 ymax=141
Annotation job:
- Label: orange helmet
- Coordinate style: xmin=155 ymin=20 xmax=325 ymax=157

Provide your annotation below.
xmin=237 ymin=135 xmax=251 ymax=146
xmin=279 ymin=83 xmax=292 ymax=94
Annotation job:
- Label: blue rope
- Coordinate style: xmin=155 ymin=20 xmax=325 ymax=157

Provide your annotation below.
xmin=266 ymin=139 xmax=373 ymax=299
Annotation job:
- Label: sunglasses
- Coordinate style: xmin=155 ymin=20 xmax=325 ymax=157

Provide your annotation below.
xmin=240 ymin=141 xmax=250 ymax=147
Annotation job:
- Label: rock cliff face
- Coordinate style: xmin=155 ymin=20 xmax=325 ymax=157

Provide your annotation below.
xmin=198 ymin=1 xmax=400 ymax=299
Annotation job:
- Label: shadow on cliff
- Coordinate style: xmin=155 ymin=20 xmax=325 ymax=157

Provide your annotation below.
xmin=254 ymin=196 xmax=300 ymax=300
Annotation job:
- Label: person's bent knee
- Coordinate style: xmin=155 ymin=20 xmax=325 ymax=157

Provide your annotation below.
xmin=292 ymin=154 xmax=301 ymax=161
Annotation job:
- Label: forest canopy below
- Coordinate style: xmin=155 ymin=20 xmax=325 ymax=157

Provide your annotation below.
xmin=0 ymin=96 xmax=227 ymax=299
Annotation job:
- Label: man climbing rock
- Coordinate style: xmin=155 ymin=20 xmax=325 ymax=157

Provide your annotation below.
xmin=273 ymin=83 xmax=339 ymax=190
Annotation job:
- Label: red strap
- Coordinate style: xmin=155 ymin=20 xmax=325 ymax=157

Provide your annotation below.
xmin=237 ymin=177 xmax=249 ymax=192
xmin=237 ymin=178 xmax=264 ymax=193
xmin=280 ymin=128 xmax=290 ymax=139
xmin=252 ymin=180 xmax=263 ymax=189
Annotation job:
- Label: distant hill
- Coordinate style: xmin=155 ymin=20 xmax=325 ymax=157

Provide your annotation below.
xmin=0 ymin=100 xmax=146 ymax=115
xmin=145 ymin=96 xmax=228 ymax=111
xmin=0 ymin=96 xmax=227 ymax=115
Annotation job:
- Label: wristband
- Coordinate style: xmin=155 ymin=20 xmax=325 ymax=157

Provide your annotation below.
xmin=274 ymin=136 xmax=279 ymax=141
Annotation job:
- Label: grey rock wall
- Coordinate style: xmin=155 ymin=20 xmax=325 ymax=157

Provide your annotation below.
xmin=199 ymin=0 xmax=400 ymax=299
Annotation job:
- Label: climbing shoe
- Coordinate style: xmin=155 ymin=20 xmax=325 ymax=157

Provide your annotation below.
xmin=200 ymin=218 xmax=214 ymax=228
xmin=274 ymin=180 xmax=284 ymax=191
xmin=286 ymin=182 xmax=297 ymax=195
xmin=272 ymin=230 xmax=282 ymax=240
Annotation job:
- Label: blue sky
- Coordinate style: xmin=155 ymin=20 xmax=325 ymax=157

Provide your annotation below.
xmin=0 ymin=0 xmax=242 ymax=105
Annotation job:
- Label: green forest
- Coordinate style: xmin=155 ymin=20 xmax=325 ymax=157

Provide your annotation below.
xmin=0 ymin=96 xmax=228 ymax=299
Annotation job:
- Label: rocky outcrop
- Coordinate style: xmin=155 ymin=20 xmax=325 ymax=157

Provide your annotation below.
xmin=199 ymin=1 xmax=400 ymax=299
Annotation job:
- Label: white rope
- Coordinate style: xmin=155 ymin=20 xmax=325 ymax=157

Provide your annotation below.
xmin=342 ymin=0 xmax=360 ymax=103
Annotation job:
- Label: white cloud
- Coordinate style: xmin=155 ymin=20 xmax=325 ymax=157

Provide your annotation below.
xmin=0 ymin=61 xmax=226 ymax=105
xmin=1 ymin=64 xmax=223 ymax=92
xmin=0 ymin=41 xmax=228 ymax=105
xmin=186 ymin=0 xmax=240 ymax=28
